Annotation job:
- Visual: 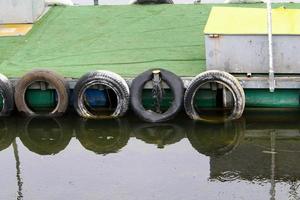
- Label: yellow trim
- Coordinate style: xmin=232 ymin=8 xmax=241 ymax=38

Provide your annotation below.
xmin=204 ymin=7 xmax=300 ymax=35
xmin=0 ymin=24 xmax=32 ymax=37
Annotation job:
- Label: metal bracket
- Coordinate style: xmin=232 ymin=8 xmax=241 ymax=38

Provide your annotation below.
xmin=222 ymin=86 xmax=233 ymax=108
xmin=40 ymin=81 xmax=47 ymax=90
xmin=209 ymin=34 xmax=220 ymax=38
xmin=152 ymin=70 xmax=161 ymax=83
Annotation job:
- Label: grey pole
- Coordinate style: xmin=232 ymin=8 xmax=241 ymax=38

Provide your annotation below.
xmin=267 ymin=0 xmax=275 ymax=92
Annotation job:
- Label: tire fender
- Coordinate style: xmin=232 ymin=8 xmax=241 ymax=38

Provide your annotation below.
xmin=130 ymin=69 xmax=184 ymax=123
xmin=132 ymin=0 xmax=173 ymax=4
xmin=73 ymin=70 xmax=130 ymax=119
xmin=0 ymin=74 xmax=14 ymax=116
xmin=14 ymin=70 xmax=69 ymax=117
xmin=184 ymin=70 xmax=245 ymax=122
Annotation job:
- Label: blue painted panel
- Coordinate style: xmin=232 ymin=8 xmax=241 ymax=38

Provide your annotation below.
xmin=84 ymin=89 xmax=108 ymax=107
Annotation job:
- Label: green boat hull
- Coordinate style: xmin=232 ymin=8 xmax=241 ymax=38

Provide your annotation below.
xmin=3 ymin=89 xmax=298 ymax=110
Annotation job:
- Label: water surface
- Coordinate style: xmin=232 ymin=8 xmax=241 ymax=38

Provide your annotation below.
xmin=1 ymin=111 xmax=300 ymax=200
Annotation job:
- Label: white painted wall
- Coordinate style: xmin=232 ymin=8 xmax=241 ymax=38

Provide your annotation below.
xmin=0 ymin=0 xmax=45 ymax=24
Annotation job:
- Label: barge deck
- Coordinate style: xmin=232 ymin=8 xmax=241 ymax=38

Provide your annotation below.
xmin=2 ymin=3 xmax=300 ymax=78
xmin=2 ymin=3 xmax=300 ymax=112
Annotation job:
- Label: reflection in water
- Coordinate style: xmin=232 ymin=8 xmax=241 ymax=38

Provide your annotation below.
xmin=210 ymin=111 xmax=300 ymax=182
xmin=0 ymin=119 xmax=16 ymax=151
xmin=134 ymin=123 xmax=185 ymax=148
xmin=76 ymin=119 xmax=129 ymax=154
xmin=19 ymin=117 xmax=72 ymax=155
xmin=209 ymin=111 xmax=300 ymax=200
xmin=210 ymin=131 xmax=300 ymax=180
xmin=211 ymin=131 xmax=300 ymax=199
xmin=12 ymin=140 xmax=23 ymax=200
xmin=187 ymin=120 xmax=245 ymax=157
xmin=1 ymin=113 xmax=300 ymax=199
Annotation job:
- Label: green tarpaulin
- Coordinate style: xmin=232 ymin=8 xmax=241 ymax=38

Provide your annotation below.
xmin=3 ymin=4 xmax=299 ymax=78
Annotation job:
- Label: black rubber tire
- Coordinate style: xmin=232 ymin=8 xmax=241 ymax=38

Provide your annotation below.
xmin=130 ymin=69 xmax=184 ymax=123
xmin=73 ymin=70 xmax=130 ymax=119
xmin=14 ymin=70 xmax=69 ymax=117
xmin=184 ymin=70 xmax=245 ymax=122
xmin=0 ymin=74 xmax=14 ymax=116
xmin=133 ymin=0 xmax=173 ymax=4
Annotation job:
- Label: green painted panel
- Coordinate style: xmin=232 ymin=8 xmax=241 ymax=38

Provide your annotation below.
xmin=7 ymin=89 xmax=300 ymax=110
xmin=245 ymin=89 xmax=300 ymax=108
xmin=25 ymin=89 xmax=56 ymax=108
xmin=194 ymin=90 xmax=217 ymax=108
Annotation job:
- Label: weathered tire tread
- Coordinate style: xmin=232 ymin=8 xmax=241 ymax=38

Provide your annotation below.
xmin=14 ymin=70 xmax=69 ymax=117
xmin=0 ymin=74 xmax=14 ymax=116
xmin=73 ymin=70 xmax=130 ymax=119
xmin=184 ymin=70 xmax=245 ymax=122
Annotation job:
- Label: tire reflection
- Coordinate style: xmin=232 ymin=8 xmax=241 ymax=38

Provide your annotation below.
xmin=19 ymin=117 xmax=72 ymax=155
xmin=187 ymin=119 xmax=245 ymax=157
xmin=0 ymin=118 xmax=16 ymax=151
xmin=0 ymin=114 xmax=251 ymax=158
xmin=133 ymin=123 xmax=186 ymax=149
xmin=76 ymin=119 xmax=130 ymax=154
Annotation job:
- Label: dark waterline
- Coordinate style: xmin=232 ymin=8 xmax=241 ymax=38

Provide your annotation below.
xmin=1 ymin=110 xmax=300 ymax=199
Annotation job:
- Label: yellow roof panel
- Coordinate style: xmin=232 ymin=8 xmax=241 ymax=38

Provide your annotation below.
xmin=204 ymin=7 xmax=300 ymax=35
xmin=0 ymin=24 xmax=32 ymax=37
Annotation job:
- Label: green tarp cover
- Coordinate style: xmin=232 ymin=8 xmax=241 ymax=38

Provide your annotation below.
xmin=1 ymin=4 xmax=300 ymax=78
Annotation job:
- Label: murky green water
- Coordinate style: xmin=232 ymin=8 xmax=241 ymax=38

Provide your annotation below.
xmin=1 ymin=110 xmax=300 ymax=200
